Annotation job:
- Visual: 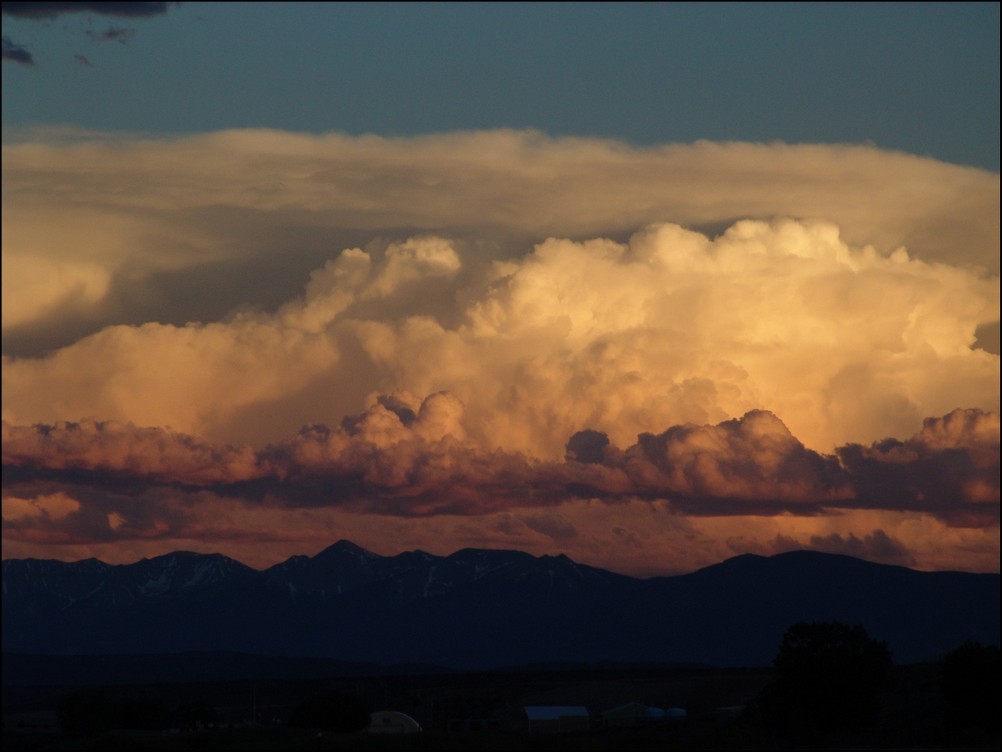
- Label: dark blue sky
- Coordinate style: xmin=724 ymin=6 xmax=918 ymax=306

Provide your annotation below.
xmin=2 ymin=2 xmax=999 ymax=170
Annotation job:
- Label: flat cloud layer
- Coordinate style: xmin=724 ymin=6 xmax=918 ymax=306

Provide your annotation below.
xmin=3 ymin=130 xmax=998 ymax=351
xmin=1 ymin=129 xmax=999 ymax=574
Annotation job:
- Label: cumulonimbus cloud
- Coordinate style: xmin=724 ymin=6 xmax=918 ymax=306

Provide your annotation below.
xmin=3 ymin=218 xmax=996 ymax=456
xmin=2 ymin=129 xmax=998 ymax=574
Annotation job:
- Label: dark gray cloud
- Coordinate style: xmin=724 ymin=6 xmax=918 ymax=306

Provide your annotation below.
xmin=2 ymin=34 xmax=34 ymax=64
xmin=1 ymin=2 xmax=177 ymax=18
xmin=2 ymin=1 xmax=177 ymax=66
xmin=565 ymin=429 xmax=610 ymax=465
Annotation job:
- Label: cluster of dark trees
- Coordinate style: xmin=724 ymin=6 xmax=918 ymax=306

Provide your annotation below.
xmin=756 ymin=620 xmax=893 ymax=736
xmin=50 ymin=623 xmax=1000 ymax=744
xmin=940 ymin=638 xmax=1000 ymax=733
xmin=751 ymin=621 xmax=1000 ymax=745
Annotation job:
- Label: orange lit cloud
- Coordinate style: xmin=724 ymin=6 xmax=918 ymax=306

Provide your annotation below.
xmin=3 ymin=131 xmax=997 ymax=361
xmin=3 ymin=220 xmax=997 ymax=457
xmin=2 ymin=129 xmax=998 ymax=575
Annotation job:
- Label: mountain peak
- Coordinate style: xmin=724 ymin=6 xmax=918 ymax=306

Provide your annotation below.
xmin=315 ymin=540 xmax=379 ymax=560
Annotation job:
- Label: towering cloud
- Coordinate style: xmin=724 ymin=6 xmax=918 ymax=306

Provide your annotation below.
xmin=2 ymin=129 xmax=998 ymax=575
xmin=3 ymin=218 xmax=996 ymax=455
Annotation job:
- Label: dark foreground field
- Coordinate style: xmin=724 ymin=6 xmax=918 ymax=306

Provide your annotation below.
xmin=3 ymin=659 xmax=999 ymax=750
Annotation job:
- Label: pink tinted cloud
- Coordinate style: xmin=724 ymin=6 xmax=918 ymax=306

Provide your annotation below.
xmin=2 ymin=419 xmax=264 ymax=485
xmin=3 ymin=403 xmax=997 ymax=549
xmin=836 ymin=409 xmax=1000 ymax=525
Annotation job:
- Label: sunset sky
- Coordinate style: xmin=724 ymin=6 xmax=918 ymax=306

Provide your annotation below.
xmin=2 ymin=2 xmax=999 ymax=577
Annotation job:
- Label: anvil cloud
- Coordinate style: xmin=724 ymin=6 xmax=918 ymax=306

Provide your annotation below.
xmin=2 ymin=129 xmax=999 ymax=575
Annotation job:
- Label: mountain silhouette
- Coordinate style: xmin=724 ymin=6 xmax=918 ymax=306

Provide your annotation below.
xmin=2 ymin=546 xmax=997 ymax=668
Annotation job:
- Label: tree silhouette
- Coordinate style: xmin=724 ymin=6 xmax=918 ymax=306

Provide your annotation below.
xmin=941 ymin=641 xmax=1000 ymax=733
xmin=761 ymin=621 xmax=892 ymax=738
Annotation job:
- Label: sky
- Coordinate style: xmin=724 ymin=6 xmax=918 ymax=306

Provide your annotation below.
xmin=1 ymin=2 xmax=999 ymax=577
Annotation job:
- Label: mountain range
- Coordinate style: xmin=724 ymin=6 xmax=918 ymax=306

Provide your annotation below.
xmin=2 ymin=543 xmax=998 ymax=670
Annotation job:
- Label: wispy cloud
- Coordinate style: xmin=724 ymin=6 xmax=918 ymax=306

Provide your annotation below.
xmin=805 ymin=529 xmax=916 ymax=567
